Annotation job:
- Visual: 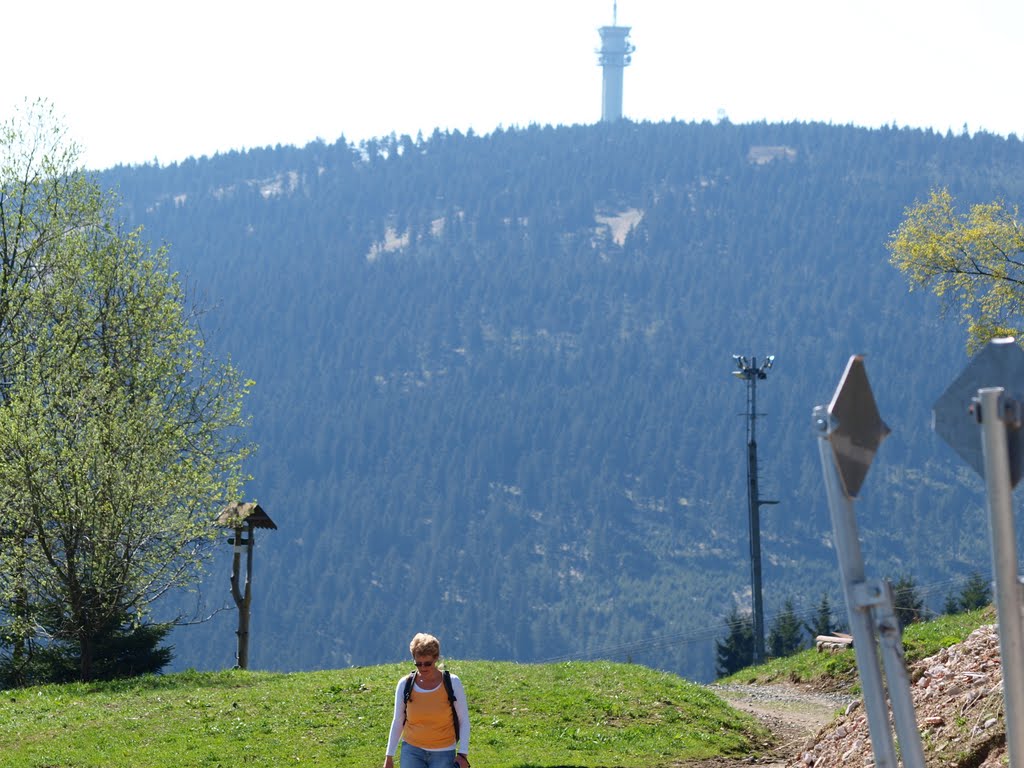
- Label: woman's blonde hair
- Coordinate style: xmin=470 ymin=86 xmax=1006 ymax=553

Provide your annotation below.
xmin=409 ymin=632 xmax=440 ymax=658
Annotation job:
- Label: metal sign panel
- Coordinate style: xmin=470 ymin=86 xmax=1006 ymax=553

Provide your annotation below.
xmin=827 ymin=355 xmax=891 ymax=498
xmin=933 ymin=337 xmax=1024 ymax=488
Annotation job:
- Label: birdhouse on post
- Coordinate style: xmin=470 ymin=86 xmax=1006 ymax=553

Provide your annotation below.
xmin=215 ymin=502 xmax=277 ymax=669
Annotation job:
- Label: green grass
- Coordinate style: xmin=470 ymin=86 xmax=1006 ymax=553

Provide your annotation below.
xmin=3 ymin=610 xmax=991 ymax=767
xmin=718 ymin=606 xmax=995 ymax=692
xmin=0 ymin=660 xmax=769 ymax=767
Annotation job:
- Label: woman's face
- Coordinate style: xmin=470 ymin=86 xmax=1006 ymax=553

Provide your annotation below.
xmin=414 ymin=653 xmax=438 ymax=674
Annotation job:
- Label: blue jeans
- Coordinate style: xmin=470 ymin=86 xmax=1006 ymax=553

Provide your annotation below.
xmin=399 ymin=742 xmax=456 ymax=768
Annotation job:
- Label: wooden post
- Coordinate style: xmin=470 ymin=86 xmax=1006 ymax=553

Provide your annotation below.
xmin=217 ymin=502 xmax=277 ymax=672
xmin=229 ymin=521 xmax=254 ymax=669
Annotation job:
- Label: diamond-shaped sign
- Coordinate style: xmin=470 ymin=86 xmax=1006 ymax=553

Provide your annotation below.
xmin=826 ymin=355 xmax=891 ymax=498
xmin=934 ymin=337 xmax=1024 ymax=487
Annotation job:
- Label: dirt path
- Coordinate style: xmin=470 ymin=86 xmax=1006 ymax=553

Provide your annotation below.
xmin=688 ymin=683 xmax=854 ymax=767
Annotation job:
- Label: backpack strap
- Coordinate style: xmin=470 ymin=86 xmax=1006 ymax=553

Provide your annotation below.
xmin=402 ymin=671 xmax=416 ymax=723
xmin=443 ymin=670 xmax=460 ymax=743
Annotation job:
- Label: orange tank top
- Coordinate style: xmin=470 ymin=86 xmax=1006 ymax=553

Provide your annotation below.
xmin=404 ymin=683 xmax=456 ymax=749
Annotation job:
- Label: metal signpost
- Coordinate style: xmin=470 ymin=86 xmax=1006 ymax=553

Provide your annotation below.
xmin=934 ymin=337 xmax=1024 ymax=767
xmin=812 ymin=356 xmax=924 ymax=768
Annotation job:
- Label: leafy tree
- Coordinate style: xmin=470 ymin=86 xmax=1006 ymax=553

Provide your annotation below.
xmin=891 ymin=575 xmax=925 ymax=630
xmin=0 ymin=100 xmax=103 ymax=374
xmin=0 ymin=98 xmax=105 ymax=681
xmin=889 ymin=187 xmax=1024 ymax=352
xmin=715 ymin=606 xmax=754 ymax=678
xmin=0 ymin=103 xmax=254 ymax=683
xmin=767 ymin=598 xmax=805 ymax=659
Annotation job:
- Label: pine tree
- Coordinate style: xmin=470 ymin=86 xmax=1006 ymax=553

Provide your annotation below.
xmin=767 ymin=598 xmax=805 ymax=658
xmin=891 ymin=576 xmax=925 ymax=630
xmin=956 ymin=572 xmax=992 ymax=613
xmin=943 ymin=591 xmax=961 ymax=616
xmin=804 ymin=593 xmax=835 ymax=639
xmin=715 ymin=606 xmax=754 ymax=678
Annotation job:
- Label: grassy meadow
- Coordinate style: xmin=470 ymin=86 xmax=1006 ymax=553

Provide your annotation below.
xmin=0 ymin=659 xmax=769 ymax=768
xmin=0 ymin=608 xmax=995 ymax=766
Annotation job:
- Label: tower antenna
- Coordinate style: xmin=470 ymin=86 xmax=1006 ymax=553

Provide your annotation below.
xmin=613 ymin=1 xmax=617 ymax=26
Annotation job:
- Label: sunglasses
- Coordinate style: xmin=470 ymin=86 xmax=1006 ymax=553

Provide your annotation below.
xmin=414 ymin=660 xmax=435 ymax=668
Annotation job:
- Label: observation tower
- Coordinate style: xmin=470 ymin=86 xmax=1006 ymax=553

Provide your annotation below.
xmin=597 ymin=2 xmax=635 ymax=122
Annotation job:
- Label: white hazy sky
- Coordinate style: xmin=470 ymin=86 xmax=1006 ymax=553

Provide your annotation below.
xmin=4 ymin=0 xmax=1022 ymax=170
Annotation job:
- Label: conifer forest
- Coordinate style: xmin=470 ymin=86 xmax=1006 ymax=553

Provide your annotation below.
xmin=99 ymin=119 xmax=1024 ymax=682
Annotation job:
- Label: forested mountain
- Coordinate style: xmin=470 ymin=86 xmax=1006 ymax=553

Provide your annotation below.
xmin=98 ymin=119 xmax=1024 ymax=683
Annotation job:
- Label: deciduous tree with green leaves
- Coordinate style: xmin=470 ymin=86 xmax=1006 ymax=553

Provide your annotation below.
xmin=0 ymin=101 xmax=254 ymax=684
xmin=889 ymin=187 xmax=1024 ymax=352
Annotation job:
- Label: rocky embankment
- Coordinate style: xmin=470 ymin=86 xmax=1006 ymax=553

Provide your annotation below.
xmin=790 ymin=624 xmax=1007 ymax=767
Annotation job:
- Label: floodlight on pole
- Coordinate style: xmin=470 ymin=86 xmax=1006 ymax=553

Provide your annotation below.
xmin=732 ymin=354 xmax=778 ymax=665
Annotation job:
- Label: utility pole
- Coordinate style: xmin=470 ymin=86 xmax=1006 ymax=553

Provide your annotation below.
xmin=732 ymin=354 xmax=777 ymax=665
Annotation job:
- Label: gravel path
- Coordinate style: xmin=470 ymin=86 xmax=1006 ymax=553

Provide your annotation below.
xmin=692 ymin=683 xmax=855 ymax=767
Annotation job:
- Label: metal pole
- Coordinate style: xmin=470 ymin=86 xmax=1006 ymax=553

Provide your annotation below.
xmin=734 ymin=355 xmax=774 ymax=666
xmin=747 ymin=374 xmax=765 ymax=664
xmin=976 ymin=387 xmax=1024 ymax=766
xmin=814 ymin=407 xmax=898 ymax=768
xmin=872 ymin=580 xmax=926 ymax=768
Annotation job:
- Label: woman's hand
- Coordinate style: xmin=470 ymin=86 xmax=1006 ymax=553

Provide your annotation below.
xmin=382 ymin=755 xmax=394 ymax=768
xmin=455 ymin=753 xmax=470 ymax=768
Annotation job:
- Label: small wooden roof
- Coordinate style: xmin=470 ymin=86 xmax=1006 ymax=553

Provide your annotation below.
xmin=215 ymin=502 xmax=278 ymax=530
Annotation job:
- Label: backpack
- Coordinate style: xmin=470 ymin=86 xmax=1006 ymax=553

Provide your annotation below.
xmin=403 ymin=669 xmax=460 ymax=742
